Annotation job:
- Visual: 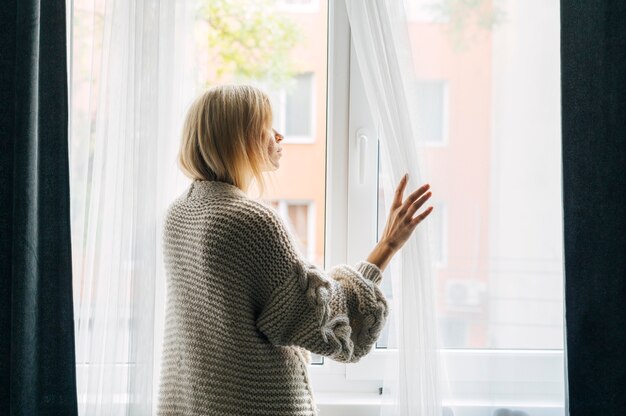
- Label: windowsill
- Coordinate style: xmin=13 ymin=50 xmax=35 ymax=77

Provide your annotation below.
xmin=311 ymin=349 xmax=565 ymax=414
xmin=316 ymin=392 xmax=565 ymax=407
xmin=315 ymin=392 xmax=381 ymax=405
xmin=314 ymin=392 xmax=564 ymax=416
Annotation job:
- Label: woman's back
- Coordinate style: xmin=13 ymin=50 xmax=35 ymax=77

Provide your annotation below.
xmin=156 ymin=179 xmax=389 ymax=415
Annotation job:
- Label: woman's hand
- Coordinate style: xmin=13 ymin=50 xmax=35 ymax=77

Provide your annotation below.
xmin=366 ymin=174 xmax=433 ymax=273
xmin=381 ymin=173 xmax=433 ymax=251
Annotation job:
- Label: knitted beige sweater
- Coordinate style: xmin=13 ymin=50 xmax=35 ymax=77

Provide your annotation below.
xmin=156 ymin=179 xmax=389 ymax=416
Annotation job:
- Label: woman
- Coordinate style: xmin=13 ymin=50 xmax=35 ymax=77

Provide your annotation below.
xmin=156 ymin=84 xmax=433 ymax=415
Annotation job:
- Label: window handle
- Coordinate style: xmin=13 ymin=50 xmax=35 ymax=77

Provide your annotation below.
xmin=357 ymin=128 xmax=368 ymax=185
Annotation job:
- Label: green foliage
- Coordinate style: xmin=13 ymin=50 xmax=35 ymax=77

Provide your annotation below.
xmin=426 ymin=0 xmax=507 ymax=52
xmin=199 ymin=0 xmax=303 ymax=88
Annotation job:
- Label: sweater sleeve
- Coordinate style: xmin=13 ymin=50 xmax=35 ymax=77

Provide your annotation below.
xmin=252 ymin=205 xmax=390 ymax=364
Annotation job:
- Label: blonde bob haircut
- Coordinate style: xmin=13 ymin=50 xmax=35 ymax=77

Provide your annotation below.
xmin=178 ymin=84 xmax=274 ymax=196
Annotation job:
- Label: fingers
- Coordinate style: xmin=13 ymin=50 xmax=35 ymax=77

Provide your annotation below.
xmin=398 ymin=183 xmax=430 ymax=215
xmin=392 ymin=174 xmax=408 ymax=209
xmin=410 ymin=205 xmax=434 ymax=226
xmin=407 ymin=183 xmax=430 ymax=203
xmin=406 ymin=190 xmax=432 ymax=219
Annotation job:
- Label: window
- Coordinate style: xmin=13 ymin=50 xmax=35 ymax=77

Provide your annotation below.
xmin=268 ymin=72 xmax=316 ymax=143
xmin=70 ymin=0 xmax=565 ymax=413
xmin=198 ymin=0 xmax=329 ymax=384
xmin=223 ymin=1 xmax=326 ymax=364
xmin=327 ymin=0 xmax=565 ymax=414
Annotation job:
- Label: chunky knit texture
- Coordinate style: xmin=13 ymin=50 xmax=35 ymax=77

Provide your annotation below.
xmin=156 ymin=179 xmax=390 ymax=416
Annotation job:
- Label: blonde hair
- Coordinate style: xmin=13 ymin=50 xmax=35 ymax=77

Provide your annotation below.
xmin=178 ymin=84 xmax=274 ymax=196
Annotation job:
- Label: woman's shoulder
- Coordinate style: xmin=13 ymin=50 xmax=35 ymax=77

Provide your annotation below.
xmin=237 ymin=198 xmax=286 ymax=235
xmin=243 ymin=197 xmax=279 ymax=219
xmin=229 ymin=198 xmax=298 ymax=250
xmin=164 ymin=185 xmax=273 ymax=216
xmin=163 ymin=187 xmax=289 ymax=242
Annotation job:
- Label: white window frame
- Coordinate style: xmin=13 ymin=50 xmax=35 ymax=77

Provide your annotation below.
xmin=273 ymin=72 xmax=316 ymax=144
xmin=319 ymin=1 xmax=566 ymax=414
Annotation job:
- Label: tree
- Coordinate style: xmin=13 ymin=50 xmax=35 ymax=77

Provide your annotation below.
xmin=199 ymin=0 xmax=303 ymax=88
xmin=426 ymin=0 xmax=507 ymax=52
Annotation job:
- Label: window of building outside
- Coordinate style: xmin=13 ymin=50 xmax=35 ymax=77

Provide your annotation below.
xmin=268 ymin=72 xmax=316 ymax=143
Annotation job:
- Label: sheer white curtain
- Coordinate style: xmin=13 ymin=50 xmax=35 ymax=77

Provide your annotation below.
xmin=344 ymin=1 xmax=444 ymax=415
xmin=68 ymin=0 xmax=196 ymax=414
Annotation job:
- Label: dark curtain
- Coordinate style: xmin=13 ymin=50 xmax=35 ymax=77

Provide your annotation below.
xmin=561 ymin=1 xmax=626 ymax=414
xmin=0 ymin=0 xmax=79 ymax=415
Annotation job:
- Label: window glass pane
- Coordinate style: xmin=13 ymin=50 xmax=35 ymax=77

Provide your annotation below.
xmin=72 ymin=0 xmax=328 ymax=370
xmin=186 ymin=0 xmax=329 ymax=364
xmin=188 ymin=2 xmax=325 ymax=309
xmin=193 ymin=0 xmax=326 ymax=271
xmin=377 ymin=0 xmax=563 ymax=350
